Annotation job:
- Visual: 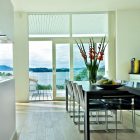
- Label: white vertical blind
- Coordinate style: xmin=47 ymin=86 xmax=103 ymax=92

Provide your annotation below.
xmin=29 ymin=14 xmax=70 ymax=37
xmin=72 ymin=14 xmax=108 ymax=37
xmin=28 ymin=13 xmax=108 ymax=37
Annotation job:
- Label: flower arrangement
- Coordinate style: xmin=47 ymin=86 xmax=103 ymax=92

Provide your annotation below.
xmin=76 ymin=37 xmax=107 ymax=84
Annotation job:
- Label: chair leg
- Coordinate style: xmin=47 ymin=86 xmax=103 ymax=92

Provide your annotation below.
xmin=105 ymin=110 xmax=108 ymax=132
xmin=95 ymin=111 xmax=98 ymax=123
xmin=115 ymin=110 xmax=117 ymax=140
xmin=78 ymin=103 xmax=81 ymax=132
xmin=69 ymin=96 xmax=73 ymax=117
xmin=69 ymin=96 xmax=71 ymax=113
xmin=120 ymin=110 xmax=123 ymax=122
xmin=73 ymin=98 xmax=75 ymax=123
xmin=132 ymin=109 xmax=136 ymax=131
xmin=97 ymin=111 xmax=99 ymax=123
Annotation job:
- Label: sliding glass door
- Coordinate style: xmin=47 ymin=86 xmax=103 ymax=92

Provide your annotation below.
xmin=53 ymin=42 xmax=70 ymax=100
xmin=29 ymin=40 xmax=70 ymax=100
xmin=29 ymin=41 xmax=53 ymax=101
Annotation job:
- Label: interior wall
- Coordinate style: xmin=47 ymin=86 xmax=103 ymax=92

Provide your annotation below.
xmin=0 ymin=0 xmax=14 ymax=41
xmin=116 ymin=9 xmax=140 ymax=80
xmin=14 ymin=12 xmax=29 ymax=102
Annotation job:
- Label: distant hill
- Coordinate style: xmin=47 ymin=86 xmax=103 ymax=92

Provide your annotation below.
xmin=56 ymin=68 xmax=69 ymax=72
xmin=29 ymin=67 xmax=70 ymax=72
xmin=29 ymin=67 xmax=105 ymax=72
xmin=0 ymin=65 xmax=104 ymax=72
xmin=0 ymin=65 xmax=13 ymax=71
xmin=29 ymin=68 xmax=52 ymax=72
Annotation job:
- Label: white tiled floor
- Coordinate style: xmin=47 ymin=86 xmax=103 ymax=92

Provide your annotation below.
xmin=16 ymin=101 xmax=140 ymax=140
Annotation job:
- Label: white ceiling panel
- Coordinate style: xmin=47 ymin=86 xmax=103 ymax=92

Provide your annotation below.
xmin=11 ymin=0 xmax=140 ymax=12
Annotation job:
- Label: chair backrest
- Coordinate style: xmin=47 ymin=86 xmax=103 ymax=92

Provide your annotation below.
xmin=66 ymin=80 xmax=73 ymax=97
xmin=29 ymin=78 xmax=38 ymax=91
xmin=76 ymin=84 xmax=85 ymax=108
xmin=71 ymin=82 xmax=79 ymax=103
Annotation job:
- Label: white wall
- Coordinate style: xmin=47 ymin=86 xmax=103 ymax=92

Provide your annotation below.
xmin=116 ymin=10 xmax=140 ymax=80
xmin=14 ymin=12 xmax=29 ymax=102
xmin=0 ymin=79 xmax=16 ymax=140
xmin=0 ymin=0 xmax=14 ymax=41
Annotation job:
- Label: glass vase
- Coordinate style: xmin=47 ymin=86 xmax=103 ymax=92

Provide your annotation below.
xmin=88 ymin=68 xmax=98 ymax=85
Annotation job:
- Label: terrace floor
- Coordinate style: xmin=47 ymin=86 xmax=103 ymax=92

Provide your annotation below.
xmin=29 ymin=89 xmax=65 ymax=101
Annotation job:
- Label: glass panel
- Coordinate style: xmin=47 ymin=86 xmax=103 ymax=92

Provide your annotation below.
xmin=73 ymin=42 xmax=106 ymax=81
xmin=29 ymin=41 xmax=53 ymax=100
xmin=0 ymin=43 xmax=13 ymax=79
xmin=56 ymin=44 xmax=70 ymax=97
xmin=29 ymin=14 xmax=70 ymax=37
xmin=72 ymin=14 xmax=108 ymax=37
xmin=73 ymin=43 xmax=88 ymax=81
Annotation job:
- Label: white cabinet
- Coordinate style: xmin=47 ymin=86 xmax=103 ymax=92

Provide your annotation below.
xmin=129 ymin=74 xmax=140 ymax=82
xmin=129 ymin=74 xmax=140 ymax=115
xmin=0 ymin=79 xmax=16 ymax=140
xmin=129 ymin=74 xmax=140 ymax=87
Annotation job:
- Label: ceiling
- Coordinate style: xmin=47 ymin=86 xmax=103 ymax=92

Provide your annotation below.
xmin=11 ymin=0 xmax=140 ymax=12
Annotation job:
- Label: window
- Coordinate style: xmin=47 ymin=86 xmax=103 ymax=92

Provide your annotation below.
xmin=29 ymin=14 xmax=70 ymax=37
xmin=0 ymin=43 xmax=13 ymax=78
xmin=73 ymin=42 xmax=107 ymax=81
xmin=72 ymin=13 xmax=108 ymax=37
xmin=28 ymin=13 xmax=108 ymax=99
xmin=28 ymin=13 xmax=108 ymax=38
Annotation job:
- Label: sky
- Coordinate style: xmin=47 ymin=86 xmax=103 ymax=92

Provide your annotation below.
xmin=29 ymin=41 xmax=105 ymax=69
xmin=0 ymin=43 xmax=13 ymax=67
xmin=0 ymin=41 xmax=84 ymax=68
xmin=29 ymin=41 xmax=85 ymax=68
xmin=0 ymin=41 xmax=105 ymax=69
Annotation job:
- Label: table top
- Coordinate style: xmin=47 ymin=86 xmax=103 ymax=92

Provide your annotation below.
xmin=74 ymin=80 xmax=140 ymax=98
xmin=75 ymin=81 xmax=140 ymax=98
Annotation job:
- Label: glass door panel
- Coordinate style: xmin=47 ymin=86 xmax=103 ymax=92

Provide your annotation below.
xmin=73 ymin=42 xmax=106 ymax=82
xmin=55 ymin=43 xmax=70 ymax=98
xmin=73 ymin=43 xmax=88 ymax=81
xmin=29 ymin=41 xmax=53 ymax=101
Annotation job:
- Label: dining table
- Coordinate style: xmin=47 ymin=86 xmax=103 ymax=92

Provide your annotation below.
xmin=65 ymin=81 xmax=140 ymax=140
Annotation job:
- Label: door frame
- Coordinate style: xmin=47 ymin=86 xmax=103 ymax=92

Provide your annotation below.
xmin=53 ymin=38 xmax=73 ymax=100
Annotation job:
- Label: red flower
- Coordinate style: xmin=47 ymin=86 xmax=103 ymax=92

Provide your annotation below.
xmin=81 ymin=53 xmax=87 ymax=60
xmin=98 ymin=55 xmax=103 ymax=60
xmin=76 ymin=37 xmax=107 ymax=70
xmin=97 ymin=52 xmax=104 ymax=60
xmin=89 ymin=53 xmax=95 ymax=60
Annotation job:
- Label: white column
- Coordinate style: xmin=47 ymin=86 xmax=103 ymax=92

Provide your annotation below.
xmin=108 ymin=11 xmax=116 ymax=80
xmin=13 ymin=12 xmax=29 ymax=102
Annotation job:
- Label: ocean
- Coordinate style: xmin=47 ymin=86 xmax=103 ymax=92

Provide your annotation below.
xmin=0 ymin=70 xmax=80 ymax=86
xmin=1 ymin=68 xmax=104 ymax=86
xmin=29 ymin=71 xmax=70 ymax=85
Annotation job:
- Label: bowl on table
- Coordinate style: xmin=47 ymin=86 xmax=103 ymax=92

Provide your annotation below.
xmin=96 ymin=84 xmax=123 ymax=90
xmin=96 ymin=79 xmax=123 ymax=89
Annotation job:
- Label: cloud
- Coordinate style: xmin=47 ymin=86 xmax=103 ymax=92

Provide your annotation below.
xmin=0 ymin=43 xmax=13 ymax=66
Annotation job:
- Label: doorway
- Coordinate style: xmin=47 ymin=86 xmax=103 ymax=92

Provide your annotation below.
xmin=29 ymin=41 xmax=53 ymax=101
xmin=29 ymin=40 xmax=70 ymax=101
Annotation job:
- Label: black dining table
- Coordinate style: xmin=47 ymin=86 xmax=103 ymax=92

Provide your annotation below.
xmin=65 ymin=81 xmax=140 ymax=140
